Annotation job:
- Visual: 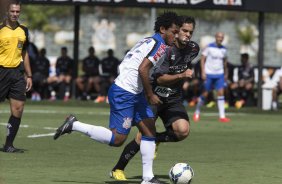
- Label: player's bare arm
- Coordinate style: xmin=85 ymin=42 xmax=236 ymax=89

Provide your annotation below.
xmin=200 ymin=55 xmax=206 ymax=80
xmin=139 ymin=58 xmax=162 ymax=105
xmin=223 ymin=58 xmax=228 ymax=80
xmin=22 ymin=51 xmax=32 ymax=91
xmin=157 ymin=69 xmax=194 ymax=86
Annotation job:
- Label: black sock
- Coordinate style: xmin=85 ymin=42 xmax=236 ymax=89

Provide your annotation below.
xmin=5 ymin=115 xmax=21 ymax=147
xmin=112 ymin=139 xmax=140 ymax=171
xmin=156 ymin=130 xmax=179 ymax=143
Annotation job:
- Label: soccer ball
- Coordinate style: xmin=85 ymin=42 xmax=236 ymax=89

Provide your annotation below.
xmin=169 ymin=163 xmax=194 ymax=184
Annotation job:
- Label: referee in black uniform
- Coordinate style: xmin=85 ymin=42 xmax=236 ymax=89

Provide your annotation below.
xmin=0 ymin=0 xmax=32 ymax=153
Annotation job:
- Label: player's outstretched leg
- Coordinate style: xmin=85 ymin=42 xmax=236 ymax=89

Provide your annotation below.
xmin=53 ymin=114 xmax=77 ymax=140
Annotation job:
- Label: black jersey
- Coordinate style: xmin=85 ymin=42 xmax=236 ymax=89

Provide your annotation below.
xmin=100 ymin=56 xmax=120 ymax=77
xmin=56 ymin=56 xmax=73 ymax=75
xmin=238 ymin=64 xmax=254 ymax=81
xmin=82 ymin=56 xmax=100 ymax=76
xmin=31 ymin=56 xmax=50 ymax=77
xmin=151 ymin=41 xmax=200 ymax=104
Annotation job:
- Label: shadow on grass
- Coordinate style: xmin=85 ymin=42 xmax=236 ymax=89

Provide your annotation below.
xmin=104 ymin=174 xmax=170 ymax=184
xmin=52 ymin=180 xmax=99 ymax=184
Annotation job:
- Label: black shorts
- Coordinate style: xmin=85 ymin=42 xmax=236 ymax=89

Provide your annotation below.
xmin=0 ymin=65 xmax=26 ymax=102
xmin=151 ymin=102 xmax=189 ymax=128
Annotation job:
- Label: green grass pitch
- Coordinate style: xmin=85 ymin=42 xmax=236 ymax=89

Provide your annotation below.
xmin=1 ymin=101 xmax=282 ymax=184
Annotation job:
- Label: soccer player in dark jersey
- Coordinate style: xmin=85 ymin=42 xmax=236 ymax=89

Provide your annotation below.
xmin=232 ymin=53 xmax=255 ymax=108
xmin=55 ymin=47 xmax=73 ymax=101
xmin=76 ymin=46 xmax=100 ymax=100
xmin=94 ymin=49 xmax=120 ymax=103
xmin=110 ymin=16 xmax=200 ymax=181
xmin=0 ymin=0 xmax=32 ymax=153
xmin=30 ymin=48 xmax=50 ymax=101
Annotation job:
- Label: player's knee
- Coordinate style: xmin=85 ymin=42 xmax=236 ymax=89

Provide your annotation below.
xmin=11 ymin=106 xmax=24 ymax=117
xmin=176 ymin=128 xmax=190 ymax=141
xmin=111 ymin=134 xmax=127 ymax=147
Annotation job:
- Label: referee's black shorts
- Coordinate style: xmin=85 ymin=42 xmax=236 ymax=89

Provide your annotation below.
xmin=0 ymin=64 xmax=26 ymax=102
xmin=151 ymin=102 xmax=190 ymax=128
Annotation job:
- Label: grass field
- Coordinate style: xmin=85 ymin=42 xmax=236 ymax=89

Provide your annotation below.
xmin=0 ymin=101 xmax=282 ymax=184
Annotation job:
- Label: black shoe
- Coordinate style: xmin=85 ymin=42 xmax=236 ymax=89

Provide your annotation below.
xmin=141 ymin=177 xmax=164 ymax=184
xmin=53 ymin=114 xmax=77 ymax=140
xmin=2 ymin=145 xmax=25 ymax=153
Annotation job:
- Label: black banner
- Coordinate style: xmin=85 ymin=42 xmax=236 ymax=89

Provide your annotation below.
xmin=21 ymin=0 xmax=282 ymax=13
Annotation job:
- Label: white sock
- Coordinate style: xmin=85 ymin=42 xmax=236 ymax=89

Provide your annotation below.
xmin=272 ymin=101 xmax=277 ymax=110
xmin=195 ymin=96 xmax=205 ymax=114
xmin=217 ymin=96 xmax=225 ymax=118
xmin=140 ymin=138 xmax=155 ymax=181
xmin=72 ymin=121 xmax=113 ymax=144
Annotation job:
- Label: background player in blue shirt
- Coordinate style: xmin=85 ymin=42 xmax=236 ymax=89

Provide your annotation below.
xmin=193 ymin=32 xmax=230 ymax=123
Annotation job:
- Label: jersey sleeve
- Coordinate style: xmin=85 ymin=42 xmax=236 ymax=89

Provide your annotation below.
xmin=201 ymin=45 xmax=209 ymax=57
xmin=20 ymin=25 xmax=29 ymax=51
xmin=185 ymin=41 xmax=200 ymax=67
xmin=151 ymin=47 xmax=171 ymax=79
xmin=146 ymin=38 xmax=167 ymax=66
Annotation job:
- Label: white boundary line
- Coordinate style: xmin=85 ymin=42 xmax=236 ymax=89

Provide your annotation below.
xmin=0 ymin=110 xmax=247 ymax=138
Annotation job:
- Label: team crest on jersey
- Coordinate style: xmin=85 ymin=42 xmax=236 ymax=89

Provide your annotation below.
xmin=17 ymin=41 xmax=23 ymax=49
xmin=153 ymin=44 xmax=166 ymax=62
xmin=122 ymin=117 xmax=132 ymax=129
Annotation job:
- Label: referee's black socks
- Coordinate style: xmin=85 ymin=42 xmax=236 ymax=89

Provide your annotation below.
xmin=5 ymin=115 xmax=21 ymax=147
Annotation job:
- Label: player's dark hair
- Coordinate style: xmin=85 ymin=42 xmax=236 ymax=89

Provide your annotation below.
xmin=180 ymin=16 xmax=196 ymax=28
xmin=154 ymin=11 xmax=181 ymax=33
xmin=241 ymin=53 xmax=249 ymax=59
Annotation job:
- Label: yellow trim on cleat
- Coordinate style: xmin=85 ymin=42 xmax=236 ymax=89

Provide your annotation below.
xmin=110 ymin=169 xmax=127 ymax=181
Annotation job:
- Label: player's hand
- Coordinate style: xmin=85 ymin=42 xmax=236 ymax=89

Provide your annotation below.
xmin=26 ymin=78 xmax=33 ymax=92
xmin=148 ymin=94 xmax=163 ymax=105
xmin=183 ymin=69 xmax=194 ymax=78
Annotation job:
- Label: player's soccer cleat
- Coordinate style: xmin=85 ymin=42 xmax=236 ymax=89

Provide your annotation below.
xmin=224 ymin=102 xmax=229 ymax=109
xmin=141 ymin=177 xmax=164 ymax=184
xmin=219 ymin=117 xmax=231 ymax=123
xmin=110 ymin=169 xmax=127 ymax=181
xmin=53 ymin=114 xmax=77 ymax=140
xmin=193 ymin=113 xmax=200 ymax=122
xmin=63 ymin=95 xmax=69 ymax=102
xmin=206 ymin=101 xmax=216 ymax=108
xmin=94 ymin=96 xmax=105 ymax=103
xmin=2 ymin=145 xmax=25 ymax=153
xmin=235 ymin=99 xmax=245 ymax=109
xmin=154 ymin=142 xmax=160 ymax=159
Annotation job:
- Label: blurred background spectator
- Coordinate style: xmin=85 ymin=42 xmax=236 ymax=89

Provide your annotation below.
xmin=76 ymin=46 xmax=101 ymax=100
xmin=95 ymin=49 xmax=120 ymax=103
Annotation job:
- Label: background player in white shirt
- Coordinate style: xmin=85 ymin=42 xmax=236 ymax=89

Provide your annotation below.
xmin=193 ymin=32 xmax=231 ymax=123
xmin=53 ymin=12 xmax=181 ymax=184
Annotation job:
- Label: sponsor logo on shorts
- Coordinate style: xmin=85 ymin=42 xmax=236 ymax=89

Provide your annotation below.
xmin=122 ymin=117 xmax=132 ymax=129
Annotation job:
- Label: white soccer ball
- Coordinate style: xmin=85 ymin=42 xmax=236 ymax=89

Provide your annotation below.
xmin=169 ymin=163 xmax=194 ymax=184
